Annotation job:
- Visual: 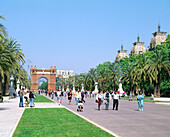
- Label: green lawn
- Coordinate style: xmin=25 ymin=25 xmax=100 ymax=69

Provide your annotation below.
xmin=120 ymin=98 xmax=170 ymax=103
xmin=13 ymin=108 xmax=113 ymax=137
xmin=33 ymin=94 xmax=54 ymax=103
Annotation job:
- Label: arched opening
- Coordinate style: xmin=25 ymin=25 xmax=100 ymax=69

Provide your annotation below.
xmin=38 ymin=77 xmax=49 ymax=91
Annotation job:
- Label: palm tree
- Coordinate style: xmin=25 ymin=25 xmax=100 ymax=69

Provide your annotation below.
xmin=145 ymin=49 xmax=170 ymax=97
xmin=133 ymin=54 xmax=148 ymax=96
xmin=0 ymin=38 xmax=25 ymax=95
xmin=88 ymin=68 xmax=97 ymax=91
xmin=0 ymin=15 xmax=7 ymax=40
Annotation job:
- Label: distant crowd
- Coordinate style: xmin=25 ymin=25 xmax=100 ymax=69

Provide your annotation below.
xmin=0 ymin=88 xmax=155 ymax=112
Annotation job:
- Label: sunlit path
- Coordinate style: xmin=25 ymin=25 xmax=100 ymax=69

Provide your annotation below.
xmin=43 ymin=93 xmax=170 ymax=137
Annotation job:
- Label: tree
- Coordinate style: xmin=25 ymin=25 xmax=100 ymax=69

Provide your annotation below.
xmin=145 ymin=49 xmax=170 ymax=97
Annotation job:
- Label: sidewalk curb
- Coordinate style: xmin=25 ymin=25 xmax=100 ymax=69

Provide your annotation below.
xmin=9 ymin=107 xmax=25 ymax=137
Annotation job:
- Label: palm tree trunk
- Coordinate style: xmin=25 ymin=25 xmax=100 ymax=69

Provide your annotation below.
xmin=102 ymin=80 xmax=104 ymax=91
xmin=3 ymin=74 xmax=9 ymax=95
xmin=157 ymin=70 xmax=161 ymax=97
xmin=142 ymin=77 xmax=145 ymax=96
xmin=114 ymin=80 xmax=116 ymax=91
xmin=0 ymin=75 xmax=2 ymax=95
xmin=154 ymin=82 xmax=157 ymax=97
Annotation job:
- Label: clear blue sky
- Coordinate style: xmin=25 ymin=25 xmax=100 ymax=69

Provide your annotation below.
xmin=1 ymin=0 xmax=170 ymax=74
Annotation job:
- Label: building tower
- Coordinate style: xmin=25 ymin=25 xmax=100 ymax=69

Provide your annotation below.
xmin=115 ymin=44 xmax=128 ymax=62
xmin=130 ymin=36 xmax=146 ymax=56
xmin=148 ymin=25 xmax=167 ymax=51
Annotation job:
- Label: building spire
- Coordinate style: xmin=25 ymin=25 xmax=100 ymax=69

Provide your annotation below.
xmin=137 ymin=35 xmax=140 ymax=42
xmin=158 ymin=24 xmax=160 ymax=32
xmin=121 ymin=44 xmax=123 ymax=51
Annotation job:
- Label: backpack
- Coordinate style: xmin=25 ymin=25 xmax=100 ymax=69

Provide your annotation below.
xmin=106 ymin=93 xmax=109 ymax=98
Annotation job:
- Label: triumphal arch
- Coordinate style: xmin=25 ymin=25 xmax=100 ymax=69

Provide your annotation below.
xmin=30 ymin=66 xmax=56 ymax=91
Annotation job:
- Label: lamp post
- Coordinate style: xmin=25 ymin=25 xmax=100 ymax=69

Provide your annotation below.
xmin=81 ymin=83 xmax=84 ymax=92
xmin=59 ymin=85 xmax=61 ymax=91
xmin=109 ymin=62 xmax=124 ymax=96
xmin=9 ymin=62 xmax=24 ymax=95
xmin=94 ymin=82 xmax=99 ymax=94
xmin=9 ymin=76 xmax=15 ymax=95
xmin=66 ymin=85 xmax=69 ymax=92
xmin=16 ymin=79 xmax=20 ymax=94
xmin=90 ymin=73 xmax=98 ymax=94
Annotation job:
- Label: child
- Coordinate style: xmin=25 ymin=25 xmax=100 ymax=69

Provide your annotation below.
xmin=77 ymin=100 xmax=83 ymax=112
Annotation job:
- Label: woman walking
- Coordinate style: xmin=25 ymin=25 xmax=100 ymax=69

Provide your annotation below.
xmin=68 ymin=90 xmax=72 ymax=105
xmin=137 ymin=91 xmax=144 ymax=111
xmin=29 ymin=91 xmax=34 ymax=107
xmin=96 ymin=91 xmax=102 ymax=111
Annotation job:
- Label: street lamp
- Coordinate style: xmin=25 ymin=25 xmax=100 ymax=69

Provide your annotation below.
xmin=109 ymin=62 xmax=124 ymax=96
xmin=9 ymin=76 xmax=15 ymax=95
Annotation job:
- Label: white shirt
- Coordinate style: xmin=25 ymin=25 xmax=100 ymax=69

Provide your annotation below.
xmin=96 ymin=94 xmax=102 ymax=100
xmin=112 ymin=93 xmax=120 ymax=100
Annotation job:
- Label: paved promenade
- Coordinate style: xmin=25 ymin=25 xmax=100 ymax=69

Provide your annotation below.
xmin=44 ymin=94 xmax=170 ymax=137
xmin=0 ymin=97 xmax=25 ymax=137
xmin=0 ymin=97 xmax=64 ymax=137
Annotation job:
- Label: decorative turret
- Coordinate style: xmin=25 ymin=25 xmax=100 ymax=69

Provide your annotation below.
xmin=31 ymin=65 xmax=33 ymax=70
xmin=130 ymin=36 xmax=146 ymax=56
xmin=115 ymin=44 xmax=128 ymax=62
xmin=148 ymin=24 xmax=167 ymax=51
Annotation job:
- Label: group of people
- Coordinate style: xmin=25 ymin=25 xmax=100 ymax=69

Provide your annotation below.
xmin=18 ymin=89 xmax=35 ymax=107
xmin=44 ymin=89 xmax=72 ymax=105
xmin=96 ymin=90 xmax=120 ymax=111
xmin=96 ymin=90 xmax=145 ymax=111
xmin=40 ymin=88 xmax=145 ymax=112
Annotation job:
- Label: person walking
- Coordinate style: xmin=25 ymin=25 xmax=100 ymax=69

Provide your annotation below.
xmin=68 ymin=90 xmax=72 ymax=105
xmin=29 ymin=91 xmax=34 ymax=107
xmin=129 ymin=91 xmax=133 ymax=101
xmin=19 ymin=89 xmax=24 ymax=107
xmin=75 ymin=89 xmax=81 ymax=105
xmin=112 ymin=91 xmax=120 ymax=110
xmin=101 ymin=91 xmax=105 ymax=104
xmin=96 ymin=91 xmax=102 ymax=111
xmin=105 ymin=90 xmax=111 ymax=110
xmin=81 ymin=90 xmax=85 ymax=103
xmin=137 ymin=91 xmax=144 ymax=111
xmin=85 ymin=90 xmax=88 ymax=98
xmin=59 ymin=94 xmax=62 ymax=105
xmin=51 ymin=90 xmax=54 ymax=99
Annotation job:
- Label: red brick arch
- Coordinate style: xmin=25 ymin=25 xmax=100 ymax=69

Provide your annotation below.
xmin=30 ymin=66 xmax=56 ymax=91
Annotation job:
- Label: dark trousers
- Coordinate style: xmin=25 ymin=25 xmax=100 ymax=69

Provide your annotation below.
xmin=81 ymin=97 xmax=85 ymax=103
xmin=19 ymin=96 xmax=23 ymax=107
xmin=98 ymin=98 xmax=101 ymax=110
xmin=113 ymin=99 xmax=119 ymax=110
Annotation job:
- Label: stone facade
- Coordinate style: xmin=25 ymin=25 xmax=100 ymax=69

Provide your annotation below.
xmin=56 ymin=70 xmax=74 ymax=78
xmin=115 ymin=44 xmax=128 ymax=62
xmin=30 ymin=66 xmax=56 ymax=91
xmin=148 ymin=25 xmax=167 ymax=51
xmin=130 ymin=36 xmax=146 ymax=56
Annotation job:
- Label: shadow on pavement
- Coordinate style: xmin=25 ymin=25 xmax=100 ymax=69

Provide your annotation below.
xmin=0 ymin=108 xmax=9 ymax=110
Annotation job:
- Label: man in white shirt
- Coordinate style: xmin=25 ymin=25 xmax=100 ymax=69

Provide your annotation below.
xmin=112 ymin=91 xmax=120 ymax=110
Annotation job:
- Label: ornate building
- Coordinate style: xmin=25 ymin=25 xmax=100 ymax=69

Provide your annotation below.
xmin=130 ymin=36 xmax=146 ymax=56
xmin=148 ymin=25 xmax=167 ymax=51
xmin=115 ymin=44 xmax=128 ymax=62
xmin=56 ymin=70 xmax=74 ymax=78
